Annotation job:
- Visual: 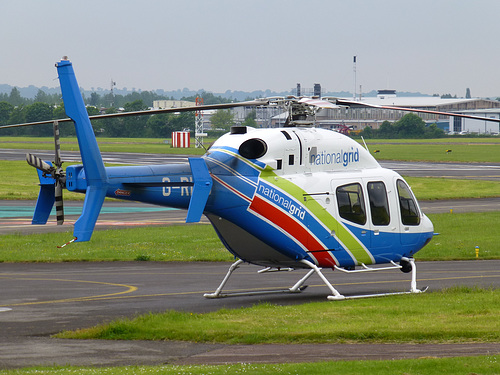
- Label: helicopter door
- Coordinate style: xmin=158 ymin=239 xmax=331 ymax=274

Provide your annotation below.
xmin=395 ymin=178 xmax=422 ymax=249
xmin=334 ymin=181 xmax=371 ymax=252
xmin=365 ymin=180 xmax=393 ymax=252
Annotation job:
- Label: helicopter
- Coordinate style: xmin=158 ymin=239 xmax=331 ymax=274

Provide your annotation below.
xmin=4 ymin=58 xmax=498 ymax=300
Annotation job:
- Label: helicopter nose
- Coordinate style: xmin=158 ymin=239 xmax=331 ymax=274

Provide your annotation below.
xmin=421 ymin=214 xmax=434 ymax=237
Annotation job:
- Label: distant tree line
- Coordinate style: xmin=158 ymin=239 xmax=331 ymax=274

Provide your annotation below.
xmin=0 ymin=87 xmax=231 ymax=138
xmin=358 ymin=113 xmax=446 ymax=139
xmin=1 ymin=87 xmax=451 ymax=139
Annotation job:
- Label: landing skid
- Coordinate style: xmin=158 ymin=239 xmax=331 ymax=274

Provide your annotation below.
xmin=204 ymin=257 xmax=426 ymax=300
xmin=203 ymin=259 xmax=308 ymax=298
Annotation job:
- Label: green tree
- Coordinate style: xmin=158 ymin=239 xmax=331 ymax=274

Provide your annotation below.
xmin=210 ymin=109 xmax=234 ymax=131
xmin=122 ymin=100 xmax=149 ymax=137
xmin=359 ymin=125 xmax=373 ymax=139
xmin=25 ymin=102 xmax=53 ymax=123
xmin=0 ymin=101 xmax=14 ymax=125
xmin=89 ymin=92 xmax=100 ymax=107
xmin=377 ymin=120 xmax=394 ymax=138
xmin=25 ymin=102 xmax=54 ymax=136
xmin=146 ymin=113 xmax=173 ymax=138
xmin=424 ymin=123 xmax=445 ymax=138
xmin=146 ymin=112 xmax=195 ymax=138
xmin=34 ymin=89 xmax=49 ymax=103
xmin=242 ymin=110 xmax=257 ymax=127
xmin=393 ymin=113 xmax=426 ymax=138
xmin=86 ymin=106 xmax=100 ymax=116
xmin=169 ymin=112 xmax=195 ymax=132
xmin=182 ymin=92 xmax=231 ymax=105
xmin=93 ymin=107 xmax=120 ymax=137
xmin=8 ymin=87 xmax=24 ymax=106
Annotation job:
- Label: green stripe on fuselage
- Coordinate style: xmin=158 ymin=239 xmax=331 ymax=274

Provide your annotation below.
xmin=259 ymin=168 xmax=373 ymax=265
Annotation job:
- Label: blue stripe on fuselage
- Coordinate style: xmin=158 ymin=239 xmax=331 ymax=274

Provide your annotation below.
xmin=342 ymin=222 xmax=433 ymax=263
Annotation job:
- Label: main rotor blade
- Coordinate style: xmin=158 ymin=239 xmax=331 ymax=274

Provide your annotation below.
xmin=0 ymin=99 xmax=270 ymax=130
xmin=298 ymin=97 xmax=341 ymax=109
xmin=335 ymin=99 xmax=500 ymax=123
xmin=26 ymin=153 xmax=53 ymax=173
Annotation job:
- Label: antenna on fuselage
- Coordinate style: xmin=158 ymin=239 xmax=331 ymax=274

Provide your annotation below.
xmin=361 ymin=136 xmax=369 ymax=152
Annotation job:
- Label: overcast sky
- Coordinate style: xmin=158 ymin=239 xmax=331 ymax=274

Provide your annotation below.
xmin=2 ymin=0 xmax=500 ymax=97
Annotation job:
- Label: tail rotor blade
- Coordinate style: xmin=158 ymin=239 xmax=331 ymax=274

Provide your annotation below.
xmin=26 ymin=153 xmax=53 ymax=174
xmin=53 ymin=121 xmax=65 ymax=225
xmin=55 ymin=180 xmax=64 ymax=225
xmin=53 ymin=121 xmax=62 ymax=168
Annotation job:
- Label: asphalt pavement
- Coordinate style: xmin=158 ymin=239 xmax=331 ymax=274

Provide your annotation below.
xmin=0 ymin=260 xmax=499 ymax=368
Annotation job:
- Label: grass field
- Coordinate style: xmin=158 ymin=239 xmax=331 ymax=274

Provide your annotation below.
xmin=57 ymin=286 xmax=498 ymax=344
xmin=0 ymin=225 xmax=229 ymax=262
xmin=0 ymin=211 xmax=498 ymax=262
xmin=2 ymin=355 xmax=499 ymax=375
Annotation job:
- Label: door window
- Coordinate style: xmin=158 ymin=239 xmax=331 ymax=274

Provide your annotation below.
xmin=397 ymin=179 xmax=420 ymax=225
xmin=336 ymin=183 xmax=366 ymax=225
xmin=367 ymin=181 xmax=390 ymax=226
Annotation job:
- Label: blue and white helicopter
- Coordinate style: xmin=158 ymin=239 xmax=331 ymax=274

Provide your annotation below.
xmin=7 ymin=58 xmax=496 ymax=300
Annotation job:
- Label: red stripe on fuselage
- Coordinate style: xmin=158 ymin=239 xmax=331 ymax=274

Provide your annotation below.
xmin=249 ymin=195 xmax=336 ymax=268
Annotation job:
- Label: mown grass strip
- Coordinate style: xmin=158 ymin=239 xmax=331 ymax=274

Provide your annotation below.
xmin=364 ymin=137 xmax=500 ymax=144
xmin=425 ymin=211 xmax=500 ymax=260
xmin=2 ymin=355 xmax=499 ymax=375
xmin=56 ymin=286 xmax=499 ymax=344
xmin=405 ymin=176 xmax=500 ymax=200
xmin=368 ymin=142 xmax=500 ymax=163
xmin=0 ymin=136 xmax=207 ymax=155
xmin=2 ymin=136 xmax=500 ymax=160
xmin=0 ymin=225 xmax=231 ymax=262
xmin=0 ymin=212 xmax=499 ymax=262
xmin=0 ymin=160 xmax=85 ymax=200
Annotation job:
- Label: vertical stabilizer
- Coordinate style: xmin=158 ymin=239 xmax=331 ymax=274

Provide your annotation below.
xmin=56 ymin=58 xmax=108 ymax=241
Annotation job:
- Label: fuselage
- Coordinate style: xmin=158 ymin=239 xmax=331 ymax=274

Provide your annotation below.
xmin=67 ymin=126 xmax=434 ymax=269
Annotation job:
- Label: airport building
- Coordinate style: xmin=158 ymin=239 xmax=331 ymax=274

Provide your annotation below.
xmin=448 ymin=108 xmax=500 ymax=135
xmin=316 ymin=90 xmax=500 ymax=132
xmin=152 ymin=100 xmax=196 ymax=109
xmin=153 ymin=90 xmax=500 ymax=134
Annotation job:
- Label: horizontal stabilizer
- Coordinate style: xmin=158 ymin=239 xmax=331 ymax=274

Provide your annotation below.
xmin=186 ymin=158 xmax=212 ymax=223
xmin=32 ymin=166 xmax=55 ymax=225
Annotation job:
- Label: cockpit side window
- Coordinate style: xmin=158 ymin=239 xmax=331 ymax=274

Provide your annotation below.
xmin=336 ymin=183 xmax=366 ymax=225
xmin=367 ymin=181 xmax=390 ymax=226
xmin=397 ymin=179 xmax=420 ymax=225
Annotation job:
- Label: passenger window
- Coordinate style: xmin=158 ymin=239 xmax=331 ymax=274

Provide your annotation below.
xmin=368 ymin=182 xmax=390 ymax=226
xmin=336 ymin=183 xmax=366 ymax=225
xmin=397 ymin=179 xmax=420 ymax=225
